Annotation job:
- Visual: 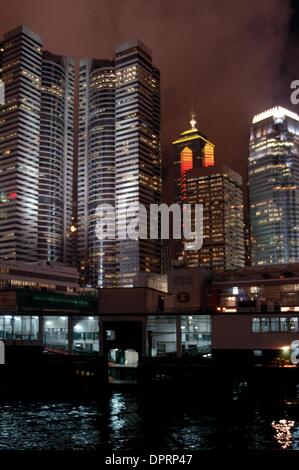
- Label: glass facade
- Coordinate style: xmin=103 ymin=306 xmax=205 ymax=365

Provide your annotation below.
xmin=0 ymin=27 xmax=42 ymax=262
xmin=249 ymin=107 xmax=299 ymax=265
xmin=78 ymin=41 xmax=162 ymax=288
xmin=0 ymin=27 xmax=74 ymax=264
xmin=146 ymin=315 xmax=177 ymax=357
xmin=44 ymin=316 xmax=68 ymax=351
xmin=73 ymin=317 xmax=99 ymax=353
xmin=252 ymin=316 xmax=299 ymax=333
xmin=146 ymin=315 xmax=211 ymax=357
xmin=0 ymin=315 xmax=39 ymax=340
xmin=0 ymin=313 xmax=211 ymax=357
xmin=181 ymin=315 xmax=211 ymax=355
xmin=115 ymin=42 xmax=161 ymax=287
xmin=38 ymin=52 xmax=74 ymax=264
xmin=184 ymin=166 xmax=245 ymax=270
xmin=78 ymin=60 xmax=116 ymax=288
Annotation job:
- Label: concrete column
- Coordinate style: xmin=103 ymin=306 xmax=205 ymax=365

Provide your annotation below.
xmin=38 ymin=316 xmax=44 ymax=345
xmin=68 ymin=317 xmax=74 ymax=354
xmin=99 ymin=317 xmax=104 ymax=356
xmin=176 ymin=315 xmax=182 ymax=358
xmin=142 ymin=317 xmax=147 ymax=357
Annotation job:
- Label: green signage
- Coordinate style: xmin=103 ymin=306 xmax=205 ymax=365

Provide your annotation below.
xmin=16 ymin=290 xmax=98 ymax=313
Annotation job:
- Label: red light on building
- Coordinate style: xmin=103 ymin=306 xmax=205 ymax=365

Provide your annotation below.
xmin=180 ymin=146 xmax=193 ymax=199
xmin=8 ymin=192 xmax=17 ymax=200
xmin=203 ymin=142 xmax=214 ymax=167
xmin=180 ymin=146 xmax=193 ymax=174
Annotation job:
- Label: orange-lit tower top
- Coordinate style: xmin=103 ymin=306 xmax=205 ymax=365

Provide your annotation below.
xmin=173 ymin=111 xmax=215 ymax=201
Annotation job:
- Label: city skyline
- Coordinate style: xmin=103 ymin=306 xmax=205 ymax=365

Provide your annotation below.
xmin=1 ymin=3 xmax=299 ymax=460
xmin=0 ymin=23 xmax=259 ymax=285
xmin=0 ymin=0 xmax=298 ymax=190
xmin=1 ymin=23 xmax=299 ymax=276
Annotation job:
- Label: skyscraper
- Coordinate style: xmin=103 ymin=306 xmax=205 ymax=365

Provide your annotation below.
xmin=0 ymin=26 xmax=74 ymax=264
xmin=39 ymin=52 xmax=74 ymax=264
xmin=115 ymin=41 xmax=161 ymax=287
xmin=78 ymin=40 xmax=161 ymax=288
xmin=184 ymin=164 xmax=245 ymax=270
xmin=249 ymin=106 xmax=299 ymax=265
xmin=78 ymin=59 xmax=116 ymax=287
xmin=0 ymin=26 xmax=42 ymax=262
xmin=173 ymin=115 xmax=245 ymax=270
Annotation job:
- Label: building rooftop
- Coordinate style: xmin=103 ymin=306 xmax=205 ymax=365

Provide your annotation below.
xmin=252 ymin=106 xmax=299 ymax=124
xmin=115 ymin=39 xmax=152 ymax=57
xmin=0 ymin=260 xmax=78 ymax=276
xmin=186 ymin=163 xmax=242 ymax=184
xmin=212 ymin=263 xmax=299 ymax=283
xmin=3 ymin=25 xmax=42 ymax=44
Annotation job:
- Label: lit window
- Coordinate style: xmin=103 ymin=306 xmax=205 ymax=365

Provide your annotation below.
xmin=261 ymin=318 xmax=270 ymax=332
xmin=271 ymin=318 xmax=279 ymax=332
xmin=280 ymin=318 xmax=288 ymax=332
xmin=289 ymin=318 xmax=298 ymax=332
xmin=252 ymin=318 xmax=260 ymax=333
xmin=250 ymin=286 xmax=259 ymax=294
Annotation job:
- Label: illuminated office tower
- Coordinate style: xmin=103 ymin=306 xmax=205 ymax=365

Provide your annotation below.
xmin=0 ymin=26 xmax=74 ymax=264
xmin=173 ymin=112 xmax=215 ymax=203
xmin=115 ymin=41 xmax=161 ymax=287
xmin=173 ymin=116 xmax=244 ymax=270
xmin=78 ymin=41 xmax=161 ymax=287
xmin=184 ymin=164 xmax=245 ymax=270
xmin=78 ymin=59 xmax=116 ymax=287
xmin=249 ymin=106 xmax=299 ymax=265
xmin=38 ymin=52 xmax=75 ymax=264
xmin=0 ymin=26 xmax=42 ymax=262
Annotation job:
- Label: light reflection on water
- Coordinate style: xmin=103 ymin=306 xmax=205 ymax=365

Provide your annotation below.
xmin=271 ymin=419 xmax=295 ymax=449
xmin=0 ymin=392 xmax=298 ymax=450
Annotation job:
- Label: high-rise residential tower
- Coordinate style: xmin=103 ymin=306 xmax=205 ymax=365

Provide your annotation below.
xmin=0 ymin=26 xmax=42 ymax=262
xmin=78 ymin=41 xmax=161 ymax=288
xmin=78 ymin=59 xmax=116 ymax=287
xmin=249 ymin=106 xmax=299 ymax=265
xmin=39 ymin=52 xmax=75 ymax=264
xmin=173 ymin=115 xmax=245 ymax=270
xmin=0 ymin=26 xmax=74 ymax=264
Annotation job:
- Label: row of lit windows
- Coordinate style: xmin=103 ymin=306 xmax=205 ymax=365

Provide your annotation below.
xmin=252 ymin=317 xmax=299 ymax=333
xmin=0 ymin=267 xmax=77 ymax=283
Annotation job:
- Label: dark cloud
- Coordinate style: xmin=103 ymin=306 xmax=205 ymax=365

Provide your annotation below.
xmin=0 ymin=0 xmax=297 ymax=201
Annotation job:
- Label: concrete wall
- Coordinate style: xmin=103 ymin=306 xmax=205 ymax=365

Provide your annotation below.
xmin=212 ymin=314 xmax=299 ymax=350
xmin=99 ymin=287 xmax=173 ymax=314
xmin=0 ymin=291 xmax=17 ymax=313
xmin=168 ymin=268 xmax=209 ymax=310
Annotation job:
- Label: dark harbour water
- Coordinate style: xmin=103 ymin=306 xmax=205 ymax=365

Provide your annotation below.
xmin=0 ymin=390 xmax=299 ymax=451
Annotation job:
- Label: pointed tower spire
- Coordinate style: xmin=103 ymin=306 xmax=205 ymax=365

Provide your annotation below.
xmin=190 ymin=109 xmax=197 ymax=130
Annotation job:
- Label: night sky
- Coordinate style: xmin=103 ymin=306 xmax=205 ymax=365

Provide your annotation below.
xmin=1 ymin=0 xmax=299 ymax=201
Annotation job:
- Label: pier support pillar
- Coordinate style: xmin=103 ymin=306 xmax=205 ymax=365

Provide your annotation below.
xmin=68 ymin=317 xmax=74 ymax=354
xmin=99 ymin=317 xmax=104 ymax=356
xmin=142 ymin=317 xmax=147 ymax=357
xmin=38 ymin=316 xmax=44 ymax=345
xmin=176 ymin=315 xmax=182 ymax=358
